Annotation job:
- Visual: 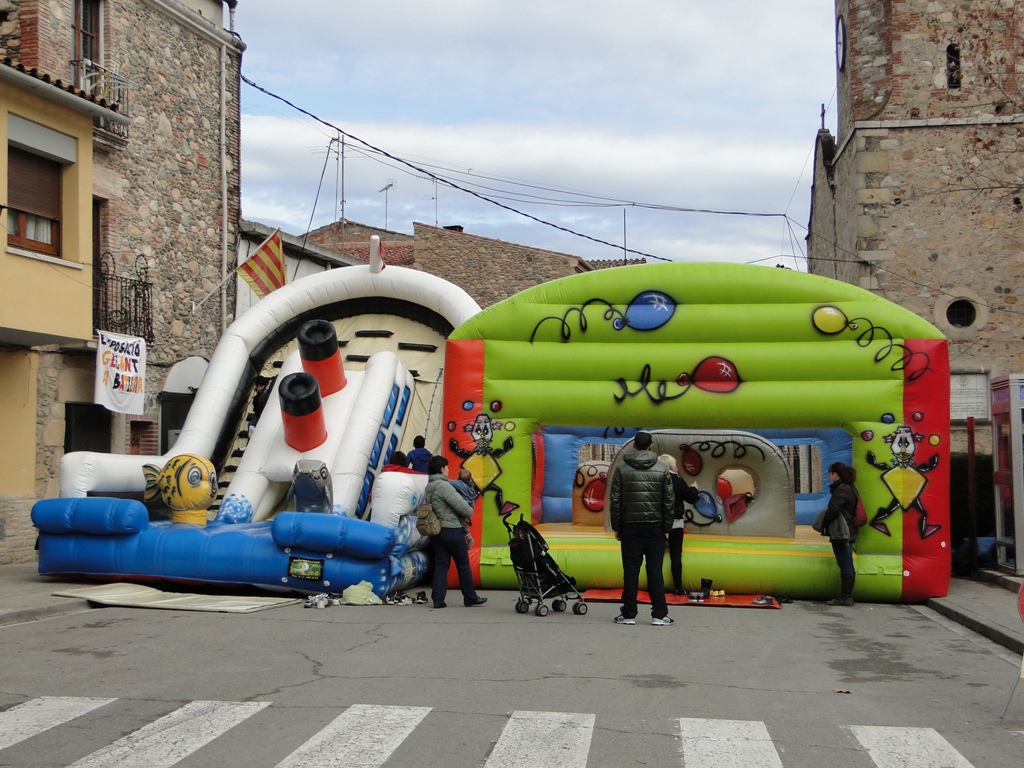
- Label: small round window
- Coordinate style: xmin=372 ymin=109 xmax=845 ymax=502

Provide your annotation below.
xmin=946 ymin=299 xmax=977 ymax=329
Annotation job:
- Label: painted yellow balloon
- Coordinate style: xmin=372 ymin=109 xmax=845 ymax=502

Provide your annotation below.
xmin=812 ymin=305 xmax=849 ymax=335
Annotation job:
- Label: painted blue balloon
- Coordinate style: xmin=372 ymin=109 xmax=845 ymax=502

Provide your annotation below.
xmin=881 ymin=413 xmax=895 ymax=424
xmin=462 ymin=400 xmax=475 ymax=411
xmin=620 ymin=291 xmax=676 ymax=331
xmin=694 ymin=491 xmax=719 ymax=521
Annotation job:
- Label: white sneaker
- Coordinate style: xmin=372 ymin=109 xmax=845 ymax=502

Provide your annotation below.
xmin=652 ymin=616 xmax=674 ymax=626
xmin=613 ymin=614 xmax=635 ymax=625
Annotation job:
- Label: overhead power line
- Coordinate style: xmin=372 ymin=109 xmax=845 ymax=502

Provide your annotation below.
xmin=242 ymin=74 xmax=1024 ymax=321
xmin=241 ymin=74 xmax=809 ymax=263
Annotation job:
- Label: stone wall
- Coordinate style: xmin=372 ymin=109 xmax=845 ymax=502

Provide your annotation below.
xmin=0 ymin=495 xmax=34 ymax=563
xmin=98 ymin=0 xmax=242 ymax=392
xmin=8 ymin=0 xmax=71 ymax=76
xmin=0 ymin=1 xmax=243 ymax=562
xmin=811 ymin=0 xmax=1024 ymax=454
xmin=412 ymin=222 xmax=585 ymax=308
xmin=0 ymin=0 xmax=22 ymax=60
xmin=307 ymin=219 xmax=588 ymax=308
xmin=839 ymin=0 xmax=1021 ymax=140
xmin=839 ymin=0 xmax=889 ymax=136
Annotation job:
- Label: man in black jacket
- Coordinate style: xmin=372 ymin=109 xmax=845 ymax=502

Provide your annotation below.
xmin=610 ymin=431 xmax=675 ymax=626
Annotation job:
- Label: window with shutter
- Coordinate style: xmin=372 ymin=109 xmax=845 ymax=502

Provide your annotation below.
xmin=7 ymin=147 xmax=62 ymax=257
xmin=74 ymin=0 xmax=102 ymax=65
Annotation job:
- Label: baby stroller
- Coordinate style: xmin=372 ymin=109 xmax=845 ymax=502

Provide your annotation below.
xmin=505 ymin=514 xmax=587 ymax=617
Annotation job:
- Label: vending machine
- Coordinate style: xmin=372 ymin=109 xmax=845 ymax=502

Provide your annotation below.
xmin=990 ymin=375 xmax=1024 ymax=574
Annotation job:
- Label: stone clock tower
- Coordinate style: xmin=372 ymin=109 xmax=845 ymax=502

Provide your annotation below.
xmin=808 ymin=0 xmax=1024 ymax=450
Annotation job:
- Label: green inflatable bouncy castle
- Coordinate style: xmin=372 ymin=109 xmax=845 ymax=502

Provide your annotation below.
xmin=442 ymin=262 xmax=950 ymax=603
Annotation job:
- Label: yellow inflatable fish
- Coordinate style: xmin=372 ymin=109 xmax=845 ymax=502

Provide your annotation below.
xmin=143 ymin=454 xmax=218 ymax=524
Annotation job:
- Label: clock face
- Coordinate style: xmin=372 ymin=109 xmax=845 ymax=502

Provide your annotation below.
xmin=836 ymin=15 xmax=847 ymax=71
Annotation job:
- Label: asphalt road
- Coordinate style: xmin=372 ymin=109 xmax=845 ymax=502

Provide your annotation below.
xmin=1 ymin=594 xmax=1022 ymax=767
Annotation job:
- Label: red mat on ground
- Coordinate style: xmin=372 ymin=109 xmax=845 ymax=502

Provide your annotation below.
xmin=582 ymin=589 xmax=782 ymax=609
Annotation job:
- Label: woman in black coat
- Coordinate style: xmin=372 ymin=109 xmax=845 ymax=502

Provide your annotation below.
xmin=821 ymin=462 xmax=859 ymax=606
xmin=657 ymin=454 xmax=700 ymax=595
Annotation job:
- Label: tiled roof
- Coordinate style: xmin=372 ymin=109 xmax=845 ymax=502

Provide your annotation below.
xmin=1 ymin=57 xmax=122 ymax=112
xmin=587 ymin=257 xmax=648 ymax=269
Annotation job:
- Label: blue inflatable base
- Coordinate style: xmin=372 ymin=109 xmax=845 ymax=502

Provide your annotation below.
xmin=32 ymin=497 xmax=427 ymax=596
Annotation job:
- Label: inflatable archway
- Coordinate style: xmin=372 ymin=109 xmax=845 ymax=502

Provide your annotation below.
xmin=443 ymin=262 xmax=949 ymax=602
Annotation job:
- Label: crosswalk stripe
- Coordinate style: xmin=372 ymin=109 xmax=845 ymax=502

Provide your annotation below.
xmin=2 ymin=696 xmax=1002 ymax=768
xmin=65 ymin=700 xmax=269 ymax=768
xmin=276 ymin=704 xmax=430 ymax=768
xmin=0 ymin=697 xmax=115 ymax=752
xmin=849 ymin=725 xmax=975 ymax=768
xmin=678 ymin=718 xmax=783 ymax=768
xmin=485 ymin=710 xmax=595 ymax=768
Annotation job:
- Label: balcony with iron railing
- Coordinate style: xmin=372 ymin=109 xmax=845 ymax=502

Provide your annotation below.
xmin=93 ymin=253 xmax=154 ymax=343
xmin=70 ymin=59 xmax=132 ymax=140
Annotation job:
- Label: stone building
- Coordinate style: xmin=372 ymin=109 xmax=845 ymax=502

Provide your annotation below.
xmin=307 ymin=219 xmax=592 ymax=308
xmin=0 ymin=0 xmax=244 ymax=563
xmin=807 ymin=0 xmax=1024 ymax=452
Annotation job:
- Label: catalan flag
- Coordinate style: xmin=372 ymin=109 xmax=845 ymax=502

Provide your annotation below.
xmin=236 ymin=228 xmax=285 ymax=298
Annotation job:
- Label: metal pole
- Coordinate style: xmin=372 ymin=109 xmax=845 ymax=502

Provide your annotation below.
xmin=999 ymin=654 xmax=1022 ymax=718
xmin=968 ymin=416 xmax=978 ymax=574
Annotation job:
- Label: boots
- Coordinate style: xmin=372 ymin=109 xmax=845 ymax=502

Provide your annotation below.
xmin=828 ymin=574 xmax=855 ymax=606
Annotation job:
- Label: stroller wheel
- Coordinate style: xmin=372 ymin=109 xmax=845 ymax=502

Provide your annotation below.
xmin=552 ymin=599 xmax=567 ymax=613
xmin=573 ymin=602 xmax=588 ymax=615
xmin=515 ymin=600 xmax=530 ymax=614
xmin=535 ymin=603 xmax=549 ymax=617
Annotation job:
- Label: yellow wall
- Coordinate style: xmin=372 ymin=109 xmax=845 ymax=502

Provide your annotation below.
xmin=0 ymin=350 xmax=39 ymax=494
xmin=0 ymin=83 xmax=95 ymax=344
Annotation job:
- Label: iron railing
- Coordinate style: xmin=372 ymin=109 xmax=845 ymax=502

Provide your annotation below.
xmin=70 ymin=59 xmax=132 ymax=139
xmin=93 ymin=253 xmax=154 ymax=342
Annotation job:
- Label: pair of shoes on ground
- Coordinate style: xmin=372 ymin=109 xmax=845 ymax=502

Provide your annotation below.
xmin=304 ymin=593 xmax=329 ymax=609
xmin=464 ymin=596 xmax=488 ymax=607
xmin=752 ymin=595 xmax=776 ymax=606
xmin=614 ymin=614 xmax=674 ymax=626
xmin=413 ymin=591 xmax=428 ymax=604
xmin=384 ymin=592 xmax=415 ymax=605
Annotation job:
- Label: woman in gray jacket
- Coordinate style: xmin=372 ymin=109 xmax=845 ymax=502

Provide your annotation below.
xmin=426 ymin=454 xmax=487 ymax=609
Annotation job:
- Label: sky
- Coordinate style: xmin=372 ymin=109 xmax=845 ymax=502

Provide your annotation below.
xmin=232 ymin=1 xmax=839 ymax=269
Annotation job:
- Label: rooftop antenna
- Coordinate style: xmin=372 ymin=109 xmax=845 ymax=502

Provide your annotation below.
xmin=339 ymin=134 xmax=346 ymax=251
xmin=379 ymin=181 xmax=394 ymax=230
xmin=622 ymin=208 xmax=627 ymax=266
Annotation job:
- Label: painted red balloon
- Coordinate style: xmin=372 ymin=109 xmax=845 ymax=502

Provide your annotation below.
xmin=582 ymin=475 xmax=608 ymax=512
xmin=717 ymin=477 xmax=733 ymax=499
xmin=690 ymin=356 xmax=740 ymax=393
xmin=680 ymin=447 xmax=702 ymax=476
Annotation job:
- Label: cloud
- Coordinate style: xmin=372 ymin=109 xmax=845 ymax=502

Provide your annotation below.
xmin=234 ymin=0 xmax=837 ymax=267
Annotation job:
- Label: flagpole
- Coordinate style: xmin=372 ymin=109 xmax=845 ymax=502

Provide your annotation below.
xmin=192 ymin=271 xmax=236 ymax=314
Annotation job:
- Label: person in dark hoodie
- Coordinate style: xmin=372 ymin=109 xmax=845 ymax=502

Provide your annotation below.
xmin=609 ymin=431 xmax=675 ymax=626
